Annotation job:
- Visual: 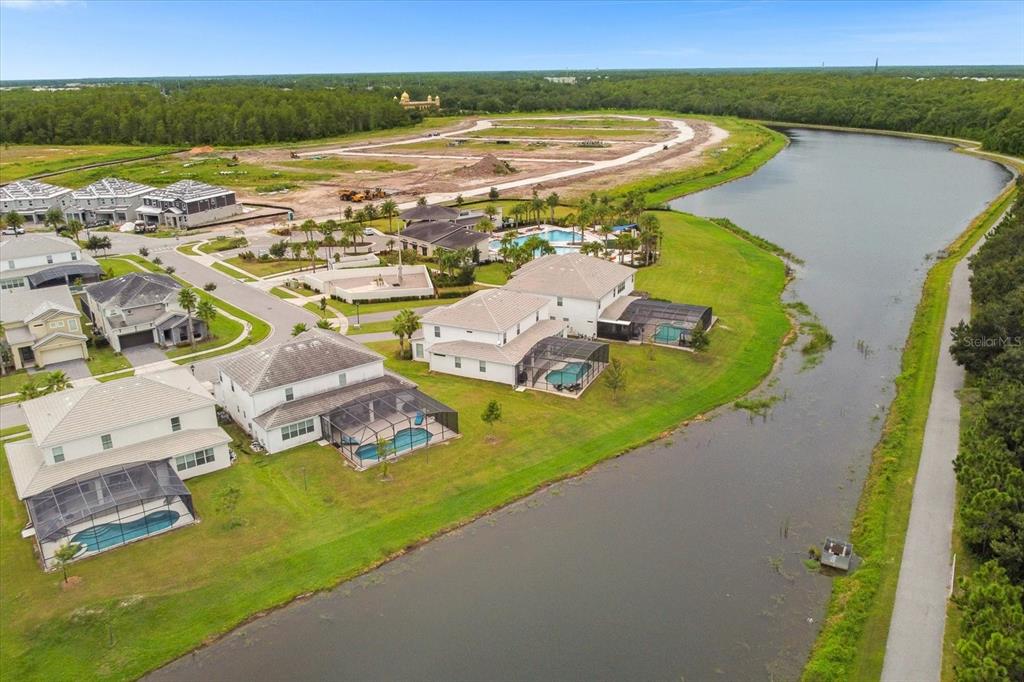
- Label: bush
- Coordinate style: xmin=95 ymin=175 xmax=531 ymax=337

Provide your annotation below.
xmin=238 ymin=250 xmax=256 ymax=262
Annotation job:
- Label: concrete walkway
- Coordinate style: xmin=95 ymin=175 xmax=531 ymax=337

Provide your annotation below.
xmin=880 ymin=234 xmax=988 ymax=681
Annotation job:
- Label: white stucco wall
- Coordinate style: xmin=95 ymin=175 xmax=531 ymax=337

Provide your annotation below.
xmin=428 ymin=352 xmax=517 ymax=386
xmin=3 ymin=247 xmax=83 ymax=274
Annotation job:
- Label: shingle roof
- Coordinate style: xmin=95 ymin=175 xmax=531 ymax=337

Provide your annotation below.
xmin=84 ymin=272 xmax=179 ymax=307
xmin=218 ymin=329 xmax=383 ymax=394
xmin=399 ymin=204 xmax=459 ymax=223
xmin=19 ymin=368 xmax=216 ymax=448
xmin=434 ymin=229 xmax=489 ymax=250
xmin=505 ymin=252 xmax=634 ymax=301
xmin=421 ymin=288 xmax=549 ymax=332
xmin=428 ymin=319 xmax=566 ymax=364
xmin=254 ymin=373 xmax=414 ymax=429
xmin=0 ymin=285 xmax=78 ymax=324
xmin=0 ymin=234 xmax=81 ymax=260
xmin=70 ymin=177 xmax=155 ymax=200
xmin=0 ymin=179 xmax=70 ymax=201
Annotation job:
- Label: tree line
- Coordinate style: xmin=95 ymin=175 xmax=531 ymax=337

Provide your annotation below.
xmin=2 ymin=70 xmax=1021 ymax=154
xmin=949 ymin=178 xmax=1024 ymax=680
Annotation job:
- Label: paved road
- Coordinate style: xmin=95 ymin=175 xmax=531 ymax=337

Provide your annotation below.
xmin=880 ymin=233 xmax=988 ymax=681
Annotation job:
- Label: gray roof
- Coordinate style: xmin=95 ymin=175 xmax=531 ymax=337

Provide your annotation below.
xmin=19 ymin=367 xmax=216 ymax=448
xmin=219 ymin=329 xmax=383 ymax=394
xmin=0 ymin=285 xmax=78 ymax=324
xmin=505 ymin=252 xmax=634 ymax=301
xmin=84 ymin=272 xmax=179 ymax=307
xmin=434 ymin=229 xmax=490 ymax=250
xmin=0 ymin=234 xmax=81 ymax=260
xmin=422 ymin=288 xmax=549 ymax=332
xmin=0 ymin=179 xmax=70 ymax=202
xmin=25 ymin=262 xmax=103 ymax=288
xmin=428 ymin=319 xmax=566 ymax=364
xmin=399 ymin=204 xmax=459 ymax=223
xmin=70 ymin=177 xmax=155 ymax=200
xmin=142 ymin=180 xmax=234 ymax=202
xmin=254 ymin=373 xmax=414 ymax=429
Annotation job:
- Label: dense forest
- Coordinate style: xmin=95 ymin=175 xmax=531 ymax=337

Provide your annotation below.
xmin=949 ymin=180 xmax=1024 ymax=681
xmin=1 ymin=69 xmax=1022 ymax=154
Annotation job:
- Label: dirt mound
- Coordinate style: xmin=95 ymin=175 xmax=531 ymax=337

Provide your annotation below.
xmin=453 ymin=154 xmax=516 ymax=179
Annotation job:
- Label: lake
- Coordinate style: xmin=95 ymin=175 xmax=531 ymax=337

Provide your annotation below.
xmin=151 ymin=129 xmax=1010 ymax=681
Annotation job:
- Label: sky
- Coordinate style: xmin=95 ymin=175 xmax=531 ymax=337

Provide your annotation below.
xmin=0 ymin=0 xmax=1021 ymax=81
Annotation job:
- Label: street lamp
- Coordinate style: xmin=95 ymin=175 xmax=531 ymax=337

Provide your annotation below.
xmin=355 ymin=302 xmax=361 ymax=329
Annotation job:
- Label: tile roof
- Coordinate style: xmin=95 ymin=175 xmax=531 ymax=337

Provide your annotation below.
xmin=0 ymin=285 xmax=78 ymax=324
xmin=19 ymin=367 xmax=216 ymax=447
xmin=421 ymin=288 xmax=549 ymax=332
xmin=0 ymin=234 xmax=81 ymax=260
xmin=6 ymin=427 xmax=230 ymax=499
xmin=70 ymin=177 xmax=155 ymax=200
xmin=218 ymin=329 xmax=383 ymax=394
xmin=254 ymin=373 xmax=414 ymax=429
xmin=0 ymin=179 xmax=70 ymax=202
xmin=505 ymin=252 xmax=634 ymax=301
xmin=84 ymin=272 xmax=179 ymax=307
xmin=428 ymin=318 xmax=565 ymax=364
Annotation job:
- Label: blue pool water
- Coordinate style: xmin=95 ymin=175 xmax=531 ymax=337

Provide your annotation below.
xmin=354 ymin=428 xmax=433 ymax=461
xmin=489 ymin=229 xmax=581 ymax=252
xmin=544 ymin=362 xmax=591 ymax=386
xmin=71 ymin=509 xmax=180 ymax=552
xmin=653 ymin=324 xmax=684 ymax=344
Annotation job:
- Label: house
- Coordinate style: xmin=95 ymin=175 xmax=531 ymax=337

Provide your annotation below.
xmin=137 ymin=180 xmax=242 ymax=229
xmin=65 ymin=178 xmax=156 ymax=226
xmin=216 ymin=329 xmax=458 ymax=465
xmin=503 ymin=252 xmax=636 ymax=337
xmin=0 ymin=285 xmax=88 ymax=370
xmin=4 ymin=368 xmax=232 ymax=569
xmin=398 ymin=205 xmax=492 ymax=257
xmin=83 ymin=273 xmax=207 ymax=352
xmin=0 ymin=180 xmax=72 ymax=224
xmin=0 ymin=234 xmax=103 ymax=292
xmin=414 ymin=288 xmax=609 ymax=395
xmin=399 ymin=204 xmax=460 ymax=224
xmin=300 ymin=264 xmax=434 ymax=303
xmin=598 ymin=296 xmax=714 ymax=347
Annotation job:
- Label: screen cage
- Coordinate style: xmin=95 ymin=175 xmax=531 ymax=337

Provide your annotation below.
xmin=516 ymin=336 xmax=610 ymax=395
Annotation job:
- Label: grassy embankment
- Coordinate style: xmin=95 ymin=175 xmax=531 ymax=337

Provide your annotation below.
xmin=0 ymin=207 xmax=789 ymax=682
xmin=493 ymin=116 xmax=662 ymax=128
xmin=802 ymin=175 xmax=1019 ymax=681
xmin=463 ymin=126 xmax=663 ymax=140
xmin=0 ymin=145 xmax=180 ymax=183
xmin=223 ymin=256 xmax=325 ymax=278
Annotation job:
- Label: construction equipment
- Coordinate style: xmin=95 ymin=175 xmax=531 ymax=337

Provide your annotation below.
xmin=338 ymin=187 xmax=387 ymax=203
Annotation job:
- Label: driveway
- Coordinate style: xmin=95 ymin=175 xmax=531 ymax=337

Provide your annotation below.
xmin=29 ymin=358 xmax=90 ymax=380
xmin=121 ymin=345 xmax=168 ymax=367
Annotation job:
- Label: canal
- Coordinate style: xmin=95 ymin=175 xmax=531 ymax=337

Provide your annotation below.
xmin=151 ymin=129 xmax=1011 ymax=681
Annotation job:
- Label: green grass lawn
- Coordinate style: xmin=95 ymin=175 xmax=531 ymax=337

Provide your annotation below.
xmin=224 ymin=257 xmax=324 ymax=278
xmin=47 ymin=155 xmax=329 ymax=193
xmin=464 ymin=126 xmax=663 ymax=140
xmin=346 ymin=320 xmax=397 ymax=336
xmin=472 ymin=262 xmax=509 ymax=285
xmin=197 ymin=237 xmax=247 ymax=254
xmin=280 ymin=157 xmax=415 ymax=173
xmin=269 ymin=287 xmax=298 ymax=299
xmin=164 ymin=310 xmax=245 ymax=359
xmin=321 ymin=289 xmax=475 ymax=317
xmin=0 ymin=144 xmax=180 ymax=183
xmin=0 ymin=370 xmax=34 ymax=397
xmin=0 ymin=208 xmax=789 ymax=681
xmin=210 ymin=262 xmax=255 ymax=281
xmin=496 ymin=116 xmax=661 ymax=129
xmin=0 ymin=424 xmax=29 ymax=439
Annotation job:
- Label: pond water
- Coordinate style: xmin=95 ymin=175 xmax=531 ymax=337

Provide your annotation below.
xmin=151 ymin=129 xmax=1010 ymax=681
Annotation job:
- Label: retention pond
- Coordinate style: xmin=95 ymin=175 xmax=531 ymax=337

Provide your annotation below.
xmin=151 ymin=129 xmax=1010 ymax=681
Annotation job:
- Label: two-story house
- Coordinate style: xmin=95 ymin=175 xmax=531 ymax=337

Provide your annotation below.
xmin=0 ymin=234 xmax=103 ymax=292
xmin=0 ymin=179 xmax=72 ymax=225
xmin=413 ymin=288 xmax=610 ymax=395
xmin=65 ymin=177 xmax=156 ymax=226
xmin=5 ymin=368 xmax=232 ymax=569
xmin=0 ymin=285 xmax=88 ymax=369
xmin=83 ymin=273 xmax=207 ymax=352
xmin=503 ymin=252 xmax=636 ymax=338
xmin=137 ymin=180 xmax=242 ymax=229
xmin=216 ymin=329 xmax=458 ymax=465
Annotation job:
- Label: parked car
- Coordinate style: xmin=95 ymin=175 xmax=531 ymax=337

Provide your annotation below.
xmin=363 ymin=227 xmax=375 ymax=236
xmin=1 ymin=226 xmax=25 ymax=235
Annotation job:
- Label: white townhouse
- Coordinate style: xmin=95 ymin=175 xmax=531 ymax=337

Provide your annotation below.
xmin=0 ymin=234 xmax=102 ymax=291
xmin=65 ymin=177 xmax=156 ymax=226
xmin=414 ymin=288 xmax=609 ymax=395
xmin=0 ymin=179 xmax=72 ymax=224
xmin=216 ymin=330 xmax=458 ymax=464
xmin=503 ymin=252 xmax=636 ymax=338
xmin=5 ymin=368 xmax=232 ymax=570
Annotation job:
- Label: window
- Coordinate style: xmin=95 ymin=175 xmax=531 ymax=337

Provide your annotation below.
xmin=502 ymin=333 xmax=507 ymax=344
xmin=70 ymin=252 xmax=78 ymax=261
xmin=454 ymin=356 xmax=462 ymax=368
xmin=433 ymin=326 xmax=441 ymax=338
xmin=52 ymin=446 xmax=64 ymax=463
xmin=338 ymin=373 xmax=347 ymax=387
xmin=170 ymin=416 xmax=181 ymax=432
xmin=516 ymin=323 xmax=521 ymax=334
xmin=281 ymin=418 xmax=315 ymax=441
xmin=6 ymin=260 xmax=13 ymax=270
xmin=284 ymin=387 xmax=294 ymax=402
xmin=175 ymin=447 xmax=215 ymax=472
xmin=536 ymin=312 xmax=540 ymax=321
xmin=101 ymin=434 xmax=113 ymax=450
xmin=68 ymin=319 xmax=78 ymax=331
xmin=46 ymin=255 xmax=54 ymax=264
xmin=415 ymin=343 xmax=423 ymax=359
xmin=479 ymin=360 xmax=487 ymax=373
xmin=49 ymin=320 xmax=62 ymax=329
xmin=557 ymin=297 xmax=564 ymax=307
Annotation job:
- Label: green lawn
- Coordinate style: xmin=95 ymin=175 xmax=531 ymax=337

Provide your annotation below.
xmin=0 ymin=424 xmax=29 ymax=439
xmin=197 ymin=237 xmax=247 ymax=254
xmin=224 ymin=257 xmax=324 ymax=278
xmin=346 ymin=320 xmax=397 ymax=336
xmin=0 ymin=371 xmax=35 ymax=398
xmin=472 ymin=262 xmax=509 ymax=285
xmin=321 ymin=290 xmax=473 ymax=317
xmin=281 ymin=157 xmax=415 ymax=173
xmin=464 ymin=126 xmax=663 ymax=140
xmin=496 ymin=117 xmax=661 ymax=129
xmin=0 ymin=208 xmax=789 ymax=681
xmin=164 ymin=310 xmax=245 ymax=359
xmin=0 ymin=144 xmax=179 ymax=183
xmin=210 ymin=262 xmax=255 ymax=281
xmin=269 ymin=287 xmax=298 ymax=299
xmin=96 ymin=370 xmax=135 ymax=383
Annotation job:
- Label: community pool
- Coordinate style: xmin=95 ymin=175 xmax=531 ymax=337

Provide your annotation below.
xmin=354 ymin=427 xmax=433 ymax=461
xmin=489 ymin=229 xmax=582 ymax=253
xmin=71 ymin=509 xmax=180 ymax=552
xmin=544 ymin=362 xmax=591 ymax=386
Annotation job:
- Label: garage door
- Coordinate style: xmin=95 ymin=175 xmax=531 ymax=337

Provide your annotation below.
xmin=39 ymin=344 xmax=84 ymax=366
xmin=118 ymin=330 xmax=154 ymax=348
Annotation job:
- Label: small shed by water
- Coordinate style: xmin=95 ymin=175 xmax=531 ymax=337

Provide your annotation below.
xmin=820 ymin=537 xmax=853 ymax=571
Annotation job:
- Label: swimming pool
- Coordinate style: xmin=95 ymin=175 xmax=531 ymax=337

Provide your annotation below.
xmin=71 ymin=509 xmax=180 ymax=552
xmin=353 ymin=427 xmax=433 ymax=461
xmin=489 ymin=229 xmax=581 ymax=252
xmin=653 ymin=324 xmax=684 ymax=344
xmin=544 ymin=362 xmax=592 ymax=386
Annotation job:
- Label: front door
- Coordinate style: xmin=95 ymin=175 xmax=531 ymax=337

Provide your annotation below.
xmin=18 ymin=346 xmax=35 ymax=366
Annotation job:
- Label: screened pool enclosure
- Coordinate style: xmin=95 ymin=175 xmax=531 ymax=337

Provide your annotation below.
xmin=515 ymin=336 xmax=610 ymax=395
xmin=598 ymin=299 xmax=713 ymax=348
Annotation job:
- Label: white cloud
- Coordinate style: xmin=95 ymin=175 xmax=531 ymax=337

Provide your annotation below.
xmin=0 ymin=0 xmax=83 ymax=9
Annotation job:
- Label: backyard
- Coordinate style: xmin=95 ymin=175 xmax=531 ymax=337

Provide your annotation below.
xmin=0 ymin=209 xmax=790 ymax=681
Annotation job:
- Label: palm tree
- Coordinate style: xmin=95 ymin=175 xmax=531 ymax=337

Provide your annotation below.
xmin=343 ymin=206 xmax=354 ymax=223
xmin=289 ymin=241 xmax=303 ymax=261
xmin=315 ymin=318 xmax=334 ymax=330
xmin=599 ymin=223 xmax=615 ymax=250
xmin=42 ymin=370 xmax=71 ymax=394
xmin=304 ymin=240 xmax=319 ymax=272
xmin=343 ymin=222 xmax=362 ymax=254
xmin=18 ymin=380 xmax=41 ymax=402
xmin=530 ymin=193 xmax=545 ymax=225
xmin=580 ymin=241 xmax=605 ymax=257
xmin=638 ymin=213 xmax=662 ymax=265
xmin=44 ymin=207 xmax=64 ymax=233
xmin=436 ymin=249 xmax=458 ymax=278
xmin=386 ymin=238 xmax=395 ymax=253
xmin=64 ymin=219 xmax=83 ymax=243
xmin=510 ymin=203 xmax=527 ymax=228
xmin=364 ymin=203 xmax=379 ymax=223
xmin=615 ymin=233 xmax=641 ymax=264
xmin=545 ymin=192 xmax=559 ymax=223
xmin=475 ymin=217 xmax=495 ymax=234
xmin=291 ymin=322 xmax=309 ymax=336
xmin=391 ymin=309 xmax=421 ymax=358
xmin=196 ymin=300 xmax=217 ymax=340
xmin=319 ymin=220 xmax=336 ymax=262
xmin=416 ymin=196 xmax=428 ymax=207
xmin=380 ymin=199 xmax=398 ymax=234
xmin=299 ymin=219 xmax=317 ymax=244
xmin=484 ymin=204 xmax=498 ymax=224
xmin=177 ymin=288 xmax=199 ymax=350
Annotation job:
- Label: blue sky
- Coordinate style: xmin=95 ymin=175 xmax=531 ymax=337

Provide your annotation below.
xmin=1 ymin=0 xmax=1021 ymax=80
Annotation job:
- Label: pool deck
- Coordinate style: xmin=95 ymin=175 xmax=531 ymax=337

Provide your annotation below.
xmin=332 ymin=419 xmax=458 ymax=471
